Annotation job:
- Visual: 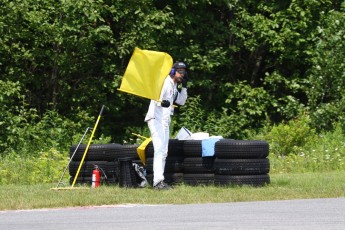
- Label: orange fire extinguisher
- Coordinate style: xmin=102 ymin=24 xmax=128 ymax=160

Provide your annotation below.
xmin=92 ymin=165 xmax=101 ymax=188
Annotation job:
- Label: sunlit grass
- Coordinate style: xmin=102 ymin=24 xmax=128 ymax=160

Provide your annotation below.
xmin=1 ymin=171 xmax=344 ymax=210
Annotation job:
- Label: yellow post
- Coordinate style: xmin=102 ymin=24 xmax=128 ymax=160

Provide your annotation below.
xmin=132 ymin=133 xmax=149 ymax=139
xmin=71 ymin=105 xmax=105 ymax=187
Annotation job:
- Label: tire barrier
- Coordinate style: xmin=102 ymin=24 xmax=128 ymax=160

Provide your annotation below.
xmin=69 ymin=161 xmax=109 ymax=177
xmin=69 ymin=143 xmax=123 ymax=161
xmin=214 ymin=158 xmax=270 ymax=175
xmin=182 ymin=140 xmax=202 ymax=157
xmin=215 ymin=139 xmax=269 ymax=159
xmin=213 ymin=139 xmax=270 ymax=186
xmin=214 ymin=174 xmax=270 ymax=187
xmin=69 ymin=144 xmax=140 ymax=185
xmin=182 ymin=140 xmax=215 ymax=185
xmin=69 ymin=138 xmax=270 ymax=187
xmin=183 ymin=157 xmax=214 ymax=174
xmin=118 ymin=157 xmax=138 ymax=188
xmin=145 ymin=139 xmax=184 ymax=158
xmin=183 ymin=173 xmax=214 ymax=186
xmin=182 ymin=139 xmax=270 ymax=186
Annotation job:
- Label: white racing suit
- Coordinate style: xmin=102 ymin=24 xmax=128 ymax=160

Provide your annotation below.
xmin=144 ymin=75 xmax=187 ymax=186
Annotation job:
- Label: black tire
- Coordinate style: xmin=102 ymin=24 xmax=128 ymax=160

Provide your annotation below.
xmin=145 ymin=141 xmax=154 ymax=157
xmin=214 ymin=174 xmax=270 ymax=187
xmin=183 ymin=173 xmax=214 ymax=186
xmin=215 ymin=139 xmax=269 ymax=159
xmin=112 ymin=144 xmax=140 ymax=161
xmin=145 ymin=139 xmax=184 ymax=158
xmin=168 ymin=139 xmax=184 ymax=157
xmin=118 ymin=158 xmax=138 ymax=188
xmin=145 ymin=156 xmax=184 ymax=173
xmin=105 ymin=161 xmax=119 ymax=182
xmin=69 ymin=161 xmax=108 ymax=177
xmin=68 ymin=160 xmax=119 ymax=181
xmin=183 ymin=157 xmax=215 ymax=173
xmin=183 ymin=140 xmax=202 ymax=157
xmin=70 ymin=143 xmax=122 ymax=161
xmin=214 ymin=158 xmax=270 ymax=175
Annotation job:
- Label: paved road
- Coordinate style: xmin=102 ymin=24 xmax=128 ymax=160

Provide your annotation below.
xmin=1 ymin=198 xmax=344 ymax=230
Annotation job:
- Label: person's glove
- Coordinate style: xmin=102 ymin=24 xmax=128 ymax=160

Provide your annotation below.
xmin=161 ymin=100 xmax=170 ymax=108
xmin=181 ymin=72 xmax=188 ymax=88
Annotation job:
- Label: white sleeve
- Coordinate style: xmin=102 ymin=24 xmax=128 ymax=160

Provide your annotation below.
xmin=157 ymin=77 xmax=170 ymax=106
xmin=174 ymin=87 xmax=188 ymax=105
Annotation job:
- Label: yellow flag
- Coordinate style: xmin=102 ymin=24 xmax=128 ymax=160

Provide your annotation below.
xmin=118 ymin=47 xmax=173 ymax=101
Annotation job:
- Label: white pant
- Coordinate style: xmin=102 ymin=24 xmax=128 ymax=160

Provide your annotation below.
xmin=148 ymin=119 xmax=169 ymax=186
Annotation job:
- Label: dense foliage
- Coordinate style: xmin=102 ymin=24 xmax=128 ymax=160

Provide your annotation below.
xmin=1 ymin=0 xmax=344 ymax=158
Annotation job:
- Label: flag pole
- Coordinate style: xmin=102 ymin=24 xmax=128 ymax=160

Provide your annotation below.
xmin=71 ymin=105 xmax=105 ymax=187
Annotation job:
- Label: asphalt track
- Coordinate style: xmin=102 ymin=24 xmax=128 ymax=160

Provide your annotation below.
xmin=0 ymin=198 xmax=344 ymax=230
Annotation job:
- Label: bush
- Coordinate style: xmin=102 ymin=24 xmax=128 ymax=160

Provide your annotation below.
xmin=259 ymin=117 xmax=345 ymax=173
xmin=0 ymin=80 xmax=97 ymax=156
xmin=263 ymin=115 xmax=317 ymax=156
xmin=0 ymin=148 xmax=68 ymax=185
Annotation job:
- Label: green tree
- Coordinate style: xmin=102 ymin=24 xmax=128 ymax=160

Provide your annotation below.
xmin=306 ymin=7 xmax=345 ymax=131
xmin=1 ymin=0 xmax=344 ymax=150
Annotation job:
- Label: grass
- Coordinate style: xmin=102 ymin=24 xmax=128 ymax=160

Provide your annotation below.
xmin=1 ymin=171 xmax=344 ymax=211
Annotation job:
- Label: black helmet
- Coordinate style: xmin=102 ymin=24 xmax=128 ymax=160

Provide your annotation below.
xmin=173 ymin=61 xmax=187 ymax=70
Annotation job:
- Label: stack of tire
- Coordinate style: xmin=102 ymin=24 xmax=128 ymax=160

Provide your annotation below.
xmin=214 ymin=139 xmax=270 ymax=187
xmin=182 ymin=140 xmax=215 ymax=185
xmin=69 ymin=138 xmax=270 ymax=187
xmin=180 ymin=139 xmax=270 ymax=187
xmin=69 ymin=143 xmax=141 ymax=185
xmin=145 ymin=139 xmax=184 ymax=185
